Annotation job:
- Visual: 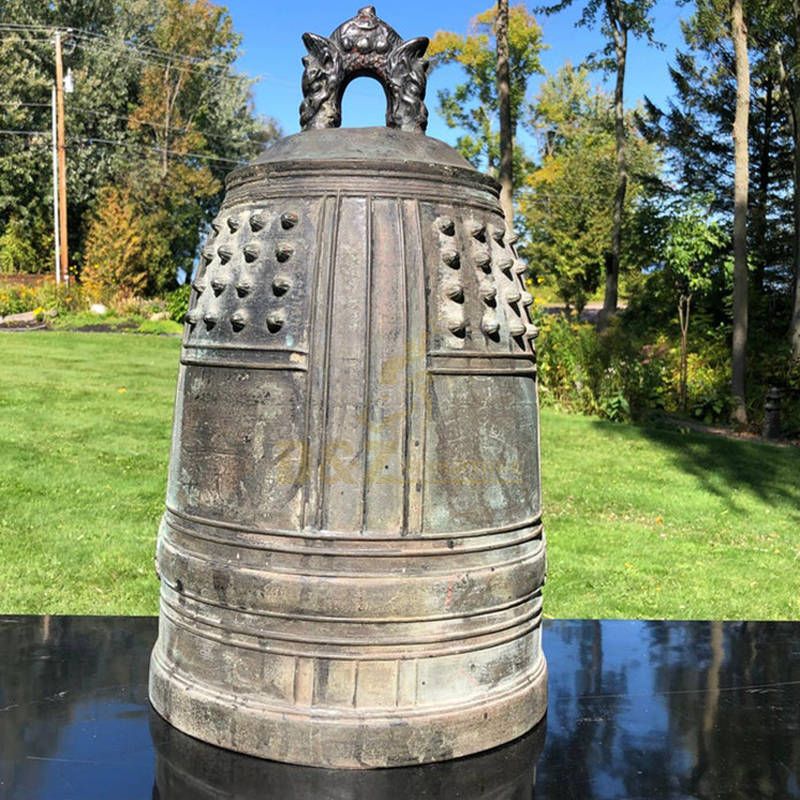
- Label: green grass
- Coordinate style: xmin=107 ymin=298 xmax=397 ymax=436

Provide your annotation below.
xmin=51 ymin=311 xmax=183 ymax=336
xmin=542 ymin=412 xmax=800 ymax=619
xmin=0 ymin=332 xmax=177 ymax=614
xmin=0 ymin=331 xmax=798 ymax=618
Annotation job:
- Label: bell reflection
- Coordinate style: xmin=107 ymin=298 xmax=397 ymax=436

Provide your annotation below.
xmin=150 ymin=709 xmax=546 ymax=800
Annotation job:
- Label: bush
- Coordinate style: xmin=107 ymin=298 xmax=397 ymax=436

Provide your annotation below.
xmin=535 ymin=314 xmax=601 ymax=414
xmin=0 ymin=280 xmax=87 ymax=317
xmin=0 ymin=218 xmax=43 ymax=274
xmin=535 ymin=313 xmax=669 ymax=421
xmin=107 ymin=291 xmax=166 ymax=319
xmin=81 ymin=187 xmax=170 ymax=303
xmin=0 ymin=284 xmax=37 ymax=315
xmin=166 ymin=284 xmax=191 ymax=323
xmin=534 ymin=310 xmax=730 ymax=423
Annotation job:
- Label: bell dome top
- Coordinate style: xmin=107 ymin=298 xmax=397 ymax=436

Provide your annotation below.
xmin=227 ymin=9 xmax=498 ymax=195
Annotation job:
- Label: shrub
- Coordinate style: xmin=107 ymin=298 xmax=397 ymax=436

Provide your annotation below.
xmin=683 ymin=353 xmax=730 ymax=424
xmin=0 ymin=284 xmax=38 ymax=315
xmin=166 ymin=284 xmax=191 ymax=323
xmin=535 ymin=310 xmax=724 ymax=423
xmin=108 ymin=291 xmax=166 ymax=319
xmin=81 ymin=187 xmax=170 ymax=303
xmin=0 ymin=280 xmax=86 ymax=317
xmin=535 ymin=314 xmax=601 ymax=414
xmin=0 ymin=218 xmax=43 ymax=274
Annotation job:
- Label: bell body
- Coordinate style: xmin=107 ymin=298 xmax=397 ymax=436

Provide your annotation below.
xmin=149 ymin=127 xmax=547 ymax=768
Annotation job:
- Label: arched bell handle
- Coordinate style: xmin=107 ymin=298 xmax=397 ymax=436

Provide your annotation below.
xmin=299 ymin=6 xmax=429 ymax=134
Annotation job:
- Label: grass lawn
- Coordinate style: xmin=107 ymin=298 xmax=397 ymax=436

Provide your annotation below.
xmin=1 ymin=331 xmax=798 ymax=619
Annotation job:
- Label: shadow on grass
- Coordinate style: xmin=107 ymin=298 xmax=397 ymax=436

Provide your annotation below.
xmin=590 ymin=417 xmax=800 ymax=520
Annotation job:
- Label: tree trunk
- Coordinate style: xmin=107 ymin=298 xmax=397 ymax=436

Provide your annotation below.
xmin=790 ymin=3 xmax=800 ymax=361
xmin=600 ymin=0 xmax=628 ymax=328
xmin=496 ymin=0 xmax=514 ymax=227
xmin=162 ymin=64 xmax=171 ymax=179
xmin=730 ymin=0 xmax=749 ymax=426
xmin=754 ymin=77 xmax=772 ymax=294
xmin=791 ymin=106 xmax=800 ymax=360
xmin=679 ymin=293 xmax=691 ymax=412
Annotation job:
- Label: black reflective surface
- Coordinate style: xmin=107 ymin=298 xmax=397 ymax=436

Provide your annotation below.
xmin=1 ymin=616 xmax=798 ymax=799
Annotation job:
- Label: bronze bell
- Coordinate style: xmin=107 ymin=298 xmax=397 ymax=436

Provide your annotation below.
xmin=149 ymin=6 xmax=547 ymax=769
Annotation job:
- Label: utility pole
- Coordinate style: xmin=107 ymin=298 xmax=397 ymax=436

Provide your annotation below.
xmin=51 ymin=84 xmax=61 ymax=285
xmin=54 ymin=30 xmax=69 ymax=287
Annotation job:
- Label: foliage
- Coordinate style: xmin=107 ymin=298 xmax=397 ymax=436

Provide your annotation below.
xmin=0 ymin=279 xmax=85 ymax=317
xmin=0 ymin=0 xmax=280 ymax=294
xmin=0 ymin=218 xmax=44 ymax=274
xmin=0 ymin=284 xmax=39 ymax=316
xmin=166 ymin=284 xmax=191 ymax=323
xmin=81 ymin=187 xmax=164 ymax=302
xmin=638 ymin=0 xmax=798 ymax=368
xmin=533 ymin=306 xmax=741 ymax=426
xmin=535 ymin=314 xmax=602 ymax=412
xmin=534 ymin=0 xmax=659 ymax=69
xmin=534 ymin=0 xmax=661 ymax=319
xmin=659 ymin=195 xmax=728 ymax=409
xmin=662 ymin=197 xmax=727 ymax=297
xmin=428 ymin=4 xmax=543 ymax=183
xmin=521 ymin=65 xmax=662 ymax=310
xmin=684 ymin=352 xmax=730 ymax=424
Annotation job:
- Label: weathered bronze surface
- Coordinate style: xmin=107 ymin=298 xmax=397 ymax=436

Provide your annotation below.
xmin=149 ymin=6 xmax=547 ymax=769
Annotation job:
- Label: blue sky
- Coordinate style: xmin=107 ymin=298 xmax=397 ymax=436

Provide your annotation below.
xmin=224 ymin=1 xmax=690 ymax=153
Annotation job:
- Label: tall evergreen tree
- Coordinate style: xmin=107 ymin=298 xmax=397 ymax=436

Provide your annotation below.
xmin=760 ymin=0 xmax=800 ymax=359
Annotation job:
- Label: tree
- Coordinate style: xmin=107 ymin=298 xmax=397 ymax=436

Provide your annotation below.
xmin=536 ymin=0 xmax=659 ymax=325
xmin=639 ymin=45 xmax=793 ymax=288
xmin=661 ymin=198 xmax=727 ymax=410
xmin=496 ymin=0 xmax=514 ymax=224
xmin=81 ymin=186 xmax=163 ymax=302
xmin=427 ymin=4 xmax=544 ymax=193
xmin=118 ymin=0 xmax=239 ymax=290
xmin=0 ymin=0 xmax=279 ymax=290
xmin=522 ymin=64 xmax=661 ymax=311
xmin=761 ymin=0 xmax=800 ymax=360
xmin=730 ymin=0 xmax=750 ymax=425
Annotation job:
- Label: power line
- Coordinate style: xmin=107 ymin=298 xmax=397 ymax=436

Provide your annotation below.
xmin=0 ymin=22 xmax=250 ymax=76
xmin=0 ymin=102 xmax=51 ymax=108
xmin=0 ymin=100 xmax=267 ymax=147
xmin=67 ymin=27 xmax=236 ymax=69
xmin=69 ymin=33 xmax=248 ymax=82
xmin=0 ymin=129 xmax=247 ymax=165
xmin=0 ymin=128 xmax=49 ymax=136
xmin=0 ymin=23 xmax=54 ymax=30
xmin=70 ymin=135 xmax=246 ymax=165
xmin=78 ymin=105 xmax=265 ymax=146
xmin=0 ymin=33 xmax=56 ymax=42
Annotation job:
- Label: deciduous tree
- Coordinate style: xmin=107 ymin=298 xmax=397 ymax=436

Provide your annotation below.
xmin=661 ymin=197 xmax=727 ymax=410
xmin=428 ymin=4 xmax=543 ymax=193
xmin=0 ymin=0 xmax=279 ymax=290
xmin=535 ymin=0 xmax=659 ymax=325
xmin=522 ymin=64 xmax=661 ymax=311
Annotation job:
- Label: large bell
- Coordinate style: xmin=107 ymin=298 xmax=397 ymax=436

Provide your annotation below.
xmin=149 ymin=5 xmax=547 ymax=769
